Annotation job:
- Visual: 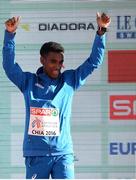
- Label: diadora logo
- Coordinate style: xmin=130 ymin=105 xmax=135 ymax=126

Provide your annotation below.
xmin=38 ymin=22 xmax=95 ymax=31
xmin=20 ymin=22 xmax=95 ymax=32
xmin=110 ymin=95 xmax=136 ymax=120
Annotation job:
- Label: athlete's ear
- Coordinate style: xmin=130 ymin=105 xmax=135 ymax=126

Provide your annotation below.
xmin=40 ymin=56 xmax=44 ymax=65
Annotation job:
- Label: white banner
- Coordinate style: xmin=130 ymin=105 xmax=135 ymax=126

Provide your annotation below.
xmin=11 ymin=10 xmax=97 ymax=44
xmin=108 ymin=9 xmax=136 ymax=42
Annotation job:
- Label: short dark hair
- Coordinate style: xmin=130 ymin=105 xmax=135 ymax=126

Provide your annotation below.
xmin=40 ymin=41 xmax=64 ymax=57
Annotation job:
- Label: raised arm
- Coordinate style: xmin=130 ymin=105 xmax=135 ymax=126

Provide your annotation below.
xmin=73 ymin=12 xmax=111 ymax=89
xmin=2 ymin=17 xmax=28 ymax=92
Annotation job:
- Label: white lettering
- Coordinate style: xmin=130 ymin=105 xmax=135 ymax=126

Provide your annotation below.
xmin=113 ymin=100 xmax=131 ymax=116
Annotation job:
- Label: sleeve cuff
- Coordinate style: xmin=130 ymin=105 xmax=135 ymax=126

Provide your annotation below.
xmin=95 ymin=33 xmax=106 ymax=40
xmin=5 ymin=30 xmax=16 ymax=39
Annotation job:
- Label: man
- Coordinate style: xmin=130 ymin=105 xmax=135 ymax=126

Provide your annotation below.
xmin=3 ymin=13 xmax=111 ymax=179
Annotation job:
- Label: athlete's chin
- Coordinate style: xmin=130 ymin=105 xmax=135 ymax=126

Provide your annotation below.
xmin=50 ymin=72 xmax=60 ymax=79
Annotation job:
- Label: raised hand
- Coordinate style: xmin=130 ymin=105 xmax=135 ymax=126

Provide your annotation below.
xmin=97 ymin=12 xmax=111 ymax=28
xmin=5 ymin=16 xmax=21 ymax=33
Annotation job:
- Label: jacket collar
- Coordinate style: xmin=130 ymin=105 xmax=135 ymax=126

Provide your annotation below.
xmin=36 ymin=66 xmax=61 ymax=84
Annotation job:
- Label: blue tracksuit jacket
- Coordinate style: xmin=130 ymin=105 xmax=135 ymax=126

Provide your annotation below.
xmin=2 ymin=30 xmax=105 ymax=157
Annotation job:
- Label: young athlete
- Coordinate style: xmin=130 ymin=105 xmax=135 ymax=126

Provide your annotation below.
xmin=3 ymin=13 xmax=111 ymax=179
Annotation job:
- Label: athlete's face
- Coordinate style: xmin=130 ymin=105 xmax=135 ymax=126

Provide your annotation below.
xmin=40 ymin=52 xmax=64 ymax=79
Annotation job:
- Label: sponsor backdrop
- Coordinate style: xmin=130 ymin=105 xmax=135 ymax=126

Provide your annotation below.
xmin=0 ymin=0 xmax=136 ymax=179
